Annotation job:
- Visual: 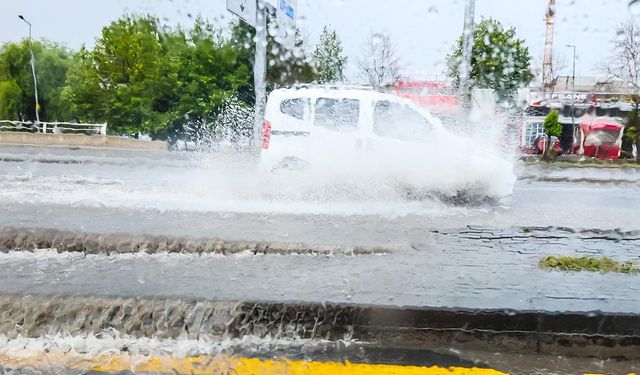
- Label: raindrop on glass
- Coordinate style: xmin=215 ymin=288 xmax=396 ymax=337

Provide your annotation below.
xmin=371 ymin=33 xmax=384 ymax=44
xmin=427 ymin=6 xmax=438 ymax=19
xmin=631 ymin=0 xmax=640 ymax=15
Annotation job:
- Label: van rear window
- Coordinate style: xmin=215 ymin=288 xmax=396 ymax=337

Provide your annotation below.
xmin=314 ymin=98 xmax=360 ymax=131
xmin=280 ymin=98 xmax=308 ymax=120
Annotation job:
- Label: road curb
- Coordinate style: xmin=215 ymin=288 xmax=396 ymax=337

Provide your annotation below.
xmin=1 ymin=294 xmax=638 ymax=360
xmin=0 ymin=227 xmax=388 ymax=256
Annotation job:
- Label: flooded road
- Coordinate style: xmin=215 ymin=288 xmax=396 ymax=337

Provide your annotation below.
xmin=1 ymin=147 xmax=639 ymax=314
xmin=0 ymin=226 xmax=638 ymax=313
xmin=1 ymin=146 xmax=639 ymax=374
xmin=0 ymin=146 xmax=638 ymax=239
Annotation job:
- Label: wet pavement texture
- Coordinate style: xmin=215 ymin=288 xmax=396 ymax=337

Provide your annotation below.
xmin=0 ymin=146 xmax=639 ymax=231
xmin=0 ymin=147 xmax=638 ymax=313
xmin=0 ymin=225 xmax=638 ymax=313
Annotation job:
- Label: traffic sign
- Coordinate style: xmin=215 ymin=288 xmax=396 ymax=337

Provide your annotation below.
xmin=274 ymin=0 xmax=297 ymax=50
xmin=226 ymin=0 xmax=257 ymax=27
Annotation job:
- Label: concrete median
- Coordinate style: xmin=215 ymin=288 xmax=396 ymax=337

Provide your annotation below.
xmin=0 ymin=132 xmax=166 ymax=150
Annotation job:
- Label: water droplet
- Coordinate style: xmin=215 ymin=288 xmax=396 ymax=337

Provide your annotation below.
xmin=630 ymin=0 xmax=640 ymax=15
xmin=371 ymin=33 xmax=384 ymax=44
xmin=427 ymin=6 xmax=438 ymax=19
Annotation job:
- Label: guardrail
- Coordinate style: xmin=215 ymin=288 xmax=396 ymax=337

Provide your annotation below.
xmin=0 ymin=120 xmax=107 ymax=135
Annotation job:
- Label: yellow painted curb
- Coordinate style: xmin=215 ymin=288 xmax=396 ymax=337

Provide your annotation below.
xmin=0 ymin=353 xmax=507 ymax=374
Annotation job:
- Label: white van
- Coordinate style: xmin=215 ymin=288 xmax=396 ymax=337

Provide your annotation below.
xmin=260 ymin=85 xmax=446 ymax=170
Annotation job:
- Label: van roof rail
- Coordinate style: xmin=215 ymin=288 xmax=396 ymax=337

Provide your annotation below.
xmin=288 ymin=83 xmax=375 ymax=91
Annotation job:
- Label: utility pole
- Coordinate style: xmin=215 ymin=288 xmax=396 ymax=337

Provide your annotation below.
xmin=567 ymin=44 xmax=577 ymax=151
xmin=253 ymin=1 xmax=267 ymax=150
xmin=542 ymin=0 xmax=556 ymax=90
xmin=18 ymin=15 xmax=41 ymax=124
xmin=460 ymin=0 xmax=476 ymax=109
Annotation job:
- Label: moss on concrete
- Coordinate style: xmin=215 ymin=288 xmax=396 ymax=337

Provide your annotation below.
xmin=540 ymin=256 xmax=640 ymax=274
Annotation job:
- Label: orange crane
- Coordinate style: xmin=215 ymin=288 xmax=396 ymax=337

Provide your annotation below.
xmin=542 ymin=0 xmax=556 ymax=90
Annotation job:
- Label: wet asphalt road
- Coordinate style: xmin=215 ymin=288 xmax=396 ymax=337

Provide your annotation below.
xmin=0 ymin=145 xmax=639 ymax=313
xmin=0 ymin=226 xmax=639 ymax=313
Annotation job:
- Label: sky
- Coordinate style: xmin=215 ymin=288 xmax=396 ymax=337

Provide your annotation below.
xmin=0 ymin=0 xmax=634 ymax=82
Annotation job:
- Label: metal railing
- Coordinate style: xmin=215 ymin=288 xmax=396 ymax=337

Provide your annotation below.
xmin=0 ymin=120 xmax=107 ymax=135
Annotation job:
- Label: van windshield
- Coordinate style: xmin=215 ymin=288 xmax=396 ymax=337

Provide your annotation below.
xmin=373 ymin=101 xmax=432 ymax=141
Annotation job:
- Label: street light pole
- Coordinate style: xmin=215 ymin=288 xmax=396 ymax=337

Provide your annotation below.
xmin=18 ymin=15 xmax=41 ymax=124
xmin=567 ymin=44 xmax=576 ymax=149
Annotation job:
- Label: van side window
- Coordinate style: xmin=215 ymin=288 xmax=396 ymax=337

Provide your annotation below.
xmin=314 ymin=98 xmax=360 ymax=131
xmin=280 ymin=98 xmax=308 ymax=120
xmin=373 ymin=101 xmax=431 ymax=141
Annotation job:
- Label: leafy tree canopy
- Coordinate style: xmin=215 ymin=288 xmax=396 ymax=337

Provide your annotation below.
xmin=0 ymin=40 xmax=73 ymax=121
xmin=312 ymin=26 xmax=347 ymax=83
xmin=447 ymin=18 xmax=533 ymax=100
xmin=231 ymin=19 xmax=317 ymax=92
xmin=64 ymin=15 xmax=252 ymax=139
xmin=544 ymin=110 xmax=562 ymax=137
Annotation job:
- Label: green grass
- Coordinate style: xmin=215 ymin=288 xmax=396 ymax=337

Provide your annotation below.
xmin=522 ymin=158 xmax=640 ymax=169
xmin=540 ymin=256 xmax=640 ymax=274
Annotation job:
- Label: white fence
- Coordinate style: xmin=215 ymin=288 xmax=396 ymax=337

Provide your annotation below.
xmin=0 ymin=120 xmax=107 ymax=135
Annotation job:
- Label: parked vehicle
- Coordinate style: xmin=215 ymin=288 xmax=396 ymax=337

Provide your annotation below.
xmin=571 ymin=117 xmax=624 ymax=159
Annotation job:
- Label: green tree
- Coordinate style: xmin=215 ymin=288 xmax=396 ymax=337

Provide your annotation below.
xmin=0 ymin=80 xmax=22 ymax=119
xmin=231 ymin=20 xmax=317 ymax=92
xmin=64 ymin=15 xmax=253 ymax=139
xmin=64 ymin=15 xmax=178 ymax=136
xmin=544 ymin=110 xmax=562 ymax=138
xmin=312 ymin=26 xmax=347 ymax=83
xmin=447 ymin=18 xmax=533 ymax=100
xmin=61 ymin=47 xmax=103 ymax=123
xmin=542 ymin=109 xmax=562 ymax=158
xmin=0 ymin=40 xmax=73 ymax=121
xmin=161 ymin=18 xmax=252 ymax=142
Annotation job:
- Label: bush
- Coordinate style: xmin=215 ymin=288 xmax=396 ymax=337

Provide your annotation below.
xmin=544 ymin=110 xmax=562 ymax=138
